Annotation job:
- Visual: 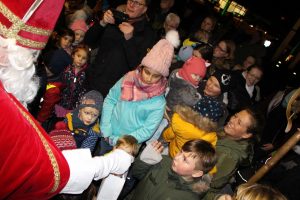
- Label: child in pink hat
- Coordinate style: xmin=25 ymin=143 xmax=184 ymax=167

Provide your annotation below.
xmin=166 ymin=56 xmax=207 ymax=115
xmin=69 ymin=19 xmax=89 ymax=47
xmin=99 ymin=30 xmax=180 ymax=154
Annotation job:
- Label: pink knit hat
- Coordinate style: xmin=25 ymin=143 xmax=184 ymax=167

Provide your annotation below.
xmin=178 ymin=56 xmax=207 ymax=86
xmin=70 ymin=19 xmax=88 ymax=33
xmin=141 ymin=30 xmax=180 ymax=77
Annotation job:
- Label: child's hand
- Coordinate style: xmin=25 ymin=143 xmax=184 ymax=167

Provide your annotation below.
xmin=151 ymin=141 xmax=164 ymax=154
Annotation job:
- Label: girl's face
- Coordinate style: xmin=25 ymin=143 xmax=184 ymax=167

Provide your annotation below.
xmin=141 ymin=67 xmax=162 ymax=85
xmin=74 ymin=30 xmax=85 ymax=44
xmin=201 ymin=17 xmax=214 ymax=32
xmin=72 ymin=49 xmax=88 ymax=68
xmin=213 ymin=41 xmax=228 ymax=58
xmin=245 ymin=67 xmax=263 ymax=86
xmin=60 ymin=35 xmax=73 ymax=49
xmin=204 ymin=76 xmax=221 ymax=97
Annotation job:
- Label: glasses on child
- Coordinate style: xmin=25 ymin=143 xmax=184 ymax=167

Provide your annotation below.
xmin=127 ymin=0 xmax=145 ymax=7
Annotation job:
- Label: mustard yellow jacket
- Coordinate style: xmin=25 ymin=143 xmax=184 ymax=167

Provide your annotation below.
xmin=163 ymin=113 xmax=217 ymax=158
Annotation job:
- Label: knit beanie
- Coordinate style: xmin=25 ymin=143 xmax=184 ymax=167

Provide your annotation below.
xmin=79 ymin=90 xmax=103 ymax=112
xmin=212 ymin=69 xmax=231 ymax=93
xmin=70 ymin=19 xmax=88 ymax=33
xmin=49 ymin=129 xmax=77 ymax=151
xmin=193 ymin=96 xmax=224 ymax=122
xmin=178 ymin=56 xmax=207 ymax=86
xmin=178 ymin=45 xmax=193 ymax=62
xmin=141 ymin=30 xmax=180 ymax=77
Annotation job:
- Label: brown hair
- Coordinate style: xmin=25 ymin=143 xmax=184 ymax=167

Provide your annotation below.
xmin=181 ymin=139 xmax=217 ymax=173
xmin=115 ymin=135 xmax=139 ymax=156
xmin=71 ymin=44 xmax=91 ymax=59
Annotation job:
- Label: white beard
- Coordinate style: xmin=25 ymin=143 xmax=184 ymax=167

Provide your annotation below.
xmin=0 ymin=36 xmax=40 ymax=108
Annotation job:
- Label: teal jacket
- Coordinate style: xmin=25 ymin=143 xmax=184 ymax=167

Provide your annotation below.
xmin=100 ymin=77 xmax=166 ymax=145
xmin=203 ymin=134 xmax=253 ymax=200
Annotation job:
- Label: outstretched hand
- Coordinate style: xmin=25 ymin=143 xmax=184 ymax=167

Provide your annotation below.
xmin=151 ymin=140 xmax=164 ymax=154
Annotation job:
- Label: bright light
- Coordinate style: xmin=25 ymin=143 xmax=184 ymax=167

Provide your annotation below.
xmin=293 ymin=72 xmax=297 ymax=75
xmin=278 ymin=61 xmax=282 ymax=64
xmin=276 ymin=64 xmax=280 ymax=68
xmin=264 ymin=40 xmax=271 ymax=47
xmin=249 ymin=24 xmax=254 ymax=27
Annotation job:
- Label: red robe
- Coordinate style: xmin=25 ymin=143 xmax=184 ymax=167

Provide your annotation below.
xmin=0 ymin=82 xmax=70 ymax=199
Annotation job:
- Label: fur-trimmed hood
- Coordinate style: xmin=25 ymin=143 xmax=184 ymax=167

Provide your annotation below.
xmin=174 ymin=105 xmax=217 ymax=132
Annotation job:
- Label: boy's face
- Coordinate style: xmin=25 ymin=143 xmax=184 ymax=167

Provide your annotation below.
xmin=78 ymin=106 xmax=99 ymax=126
xmin=172 ymin=151 xmax=203 ymax=178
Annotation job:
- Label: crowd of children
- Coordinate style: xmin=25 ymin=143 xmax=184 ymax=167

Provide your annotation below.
xmin=5 ymin=0 xmax=298 ymax=200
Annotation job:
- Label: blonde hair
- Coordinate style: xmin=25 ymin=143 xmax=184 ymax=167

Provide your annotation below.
xmin=234 ymin=184 xmax=287 ymax=200
xmin=165 ymin=13 xmax=180 ymax=28
xmin=115 ymin=135 xmax=139 ymax=156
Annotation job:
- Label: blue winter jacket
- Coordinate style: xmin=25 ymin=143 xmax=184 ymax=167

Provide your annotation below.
xmin=100 ymin=78 xmax=166 ymax=145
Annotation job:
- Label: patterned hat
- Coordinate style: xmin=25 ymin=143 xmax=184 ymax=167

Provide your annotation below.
xmin=0 ymin=0 xmax=64 ymax=49
xmin=193 ymin=96 xmax=224 ymax=122
xmin=49 ymin=129 xmax=77 ymax=151
xmin=79 ymin=90 xmax=104 ymax=113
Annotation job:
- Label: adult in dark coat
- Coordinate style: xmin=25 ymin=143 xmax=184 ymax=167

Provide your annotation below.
xmin=84 ymin=0 xmax=156 ymax=97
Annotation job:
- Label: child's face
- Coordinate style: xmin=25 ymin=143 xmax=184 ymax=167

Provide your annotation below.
xmin=141 ymin=67 xmax=162 ymax=85
xmin=192 ymin=50 xmax=202 ymax=58
xmin=60 ymin=35 xmax=73 ymax=49
xmin=72 ymin=49 xmax=88 ymax=68
xmin=172 ymin=151 xmax=202 ymax=178
xmin=78 ymin=106 xmax=99 ymax=126
xmin=204 ymin=76 xmax=221 ymax=97
xmin=74 ymin=30 xmax=85 ymax=44
xmin=190 ymin=73 xmax=202 ymax=85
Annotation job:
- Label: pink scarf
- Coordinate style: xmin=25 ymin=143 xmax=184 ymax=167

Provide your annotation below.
xmin=121 ymin=69 xmax=167 ymax=101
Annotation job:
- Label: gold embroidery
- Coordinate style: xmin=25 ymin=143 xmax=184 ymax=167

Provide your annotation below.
xmin=0 ymin=1 xmax=52 ymax=48
xmin=13 ymin=101 xmax=61 ymax=193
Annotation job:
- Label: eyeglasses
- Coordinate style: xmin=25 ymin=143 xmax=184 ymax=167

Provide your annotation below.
xmin=127 ymin=0 xmax=145 ymax=7
xmin=216 ymin=44 xmax=227 ymax=53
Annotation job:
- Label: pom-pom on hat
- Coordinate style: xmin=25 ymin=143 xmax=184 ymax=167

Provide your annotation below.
xmin=178 ymin=56 xmax=207 ymax=86
xmin=79 ymin=90 xmax=104 ymax=113
xmin=141 ymin=30 xmax=180 ymax=77
xmin=178 ymin=45 xmax=193 ymax=62
xmin=70 ymin=19 xmax=88 ymax=33
xmin=212 ymin=69 xmax=232 ymax=93
xmin=0 ymin=0 xmax=65 ymax=49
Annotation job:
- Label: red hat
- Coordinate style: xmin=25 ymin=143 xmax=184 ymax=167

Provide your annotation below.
xmin=0 ymin=0 xmax=64 ymax=50
xmin=178 ymin=56 xmax=207 ymax=86
xmin=70 ymin=19 xmax=88 ymax=33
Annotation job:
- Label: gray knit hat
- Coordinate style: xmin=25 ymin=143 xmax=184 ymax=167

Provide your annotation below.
xmin=79 ymin=90 xmax=103 ymax=112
